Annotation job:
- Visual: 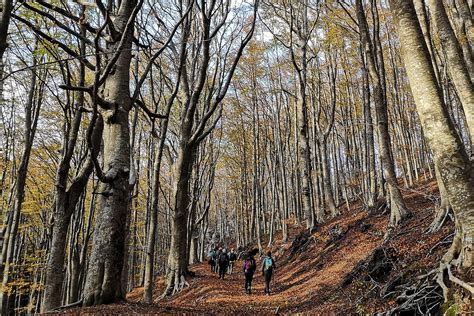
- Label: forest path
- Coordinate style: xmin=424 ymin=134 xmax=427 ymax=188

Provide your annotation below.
xmin=132 ymin=207 xmax=385 ymax=315
xmin=58 ymin=179 xmax=451 ymax=315
xmin=156 ymin=262 xmax=286 ymax=314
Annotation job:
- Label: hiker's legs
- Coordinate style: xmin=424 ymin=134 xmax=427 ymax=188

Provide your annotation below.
xmin=219 ymin=265 xmax=226 ymax=279
xmin=264 ymin=269 xmax=273 ymax=293
xmin=244 ymin=273 xmax=249 ymax=292
xmin=248 ymin=272 xmax=254 ymax=294
xmin=245 ymin=272 xmax=252 ymax=293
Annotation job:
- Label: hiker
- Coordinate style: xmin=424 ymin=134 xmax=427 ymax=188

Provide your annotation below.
xmin=243 ymin=249 xmax=257 ymax=294
xmin=208 ymin=248 xmax=217 ymax=273
xmin=218 ymin=249 xmax=229 ymax=279
xmin=216 ymin=247 xmax=222 ymax=274
xmin=262 ymin=251 xmax=276 ymax=295
xmin=228 ymin=248 xmax=237 ymax=274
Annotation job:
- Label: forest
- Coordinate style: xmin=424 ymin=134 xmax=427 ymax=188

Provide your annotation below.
xmin=0 ymin=0 xmax=472 ymax=314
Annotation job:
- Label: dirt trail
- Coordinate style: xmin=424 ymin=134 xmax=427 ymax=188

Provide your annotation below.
xmin=56 ymin=179 xmax=452 ymax=315
xmin=159 ymin=262 xmax=284 ymax=314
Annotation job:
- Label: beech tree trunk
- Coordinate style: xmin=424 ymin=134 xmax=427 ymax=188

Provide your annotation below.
xmin=428 ymin=0 xmax=474 ymax=147
xmin=42 ymin=16 xmax=101 ymax=311
xmin=389 ymin=0 xmax=474 ymax=298
xmin=0 ymin=0 xmax=13 ymax=257
xmin=42 ymin=118 xmax=103 ymax=311
xmin=356 ymin=0 xmax=410 ymax=233
xmin=163 ymin=0 xmax=256 ymax=294
xmin=83 ymin=1 xmax=137 ymax=306
xmin=164 ymin=141 xmax=196 ymax=294
xmin=0 ymin=0 xmax=12 ymax=59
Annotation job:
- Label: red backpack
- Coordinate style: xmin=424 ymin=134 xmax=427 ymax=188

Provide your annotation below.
xmin=243 ymin=257 xmax=255 ymax=272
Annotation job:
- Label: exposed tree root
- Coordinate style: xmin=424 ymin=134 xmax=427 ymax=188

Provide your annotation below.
xmin=379 ymin=271 xmax=443 ymax=315
xmin=447 ymin=264 xmax=474 ymax=295
xmin=161 ymin=270 xmax=190 ymax=299
xmin=436 ymin=232 xmax=473 ymax=313
xmin=426 ymin=206 xmax=451 ymax=233
xmin=48 ymin=300 xmax=83 ymax=313
xmin=427 ymin=233 xmax=454 ymax=256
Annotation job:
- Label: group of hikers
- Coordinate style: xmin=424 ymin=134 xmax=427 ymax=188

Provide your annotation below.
xmin=208 ymin=247 xmax=276 ymax=295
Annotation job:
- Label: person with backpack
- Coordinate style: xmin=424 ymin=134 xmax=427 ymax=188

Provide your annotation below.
xmin=243 ymin=249 xmax=257 ymax=294
xmin=208 ymin=248 xmax=217 ymax=273
xmin=228 ymin=248 xmax=237 ymax=274
xmin=215 ymin=247 xmax=222 ymax=274
xmin=218 ymin=249 xmax=230 ymax=279
xmin=261 ymin=251 xmax=276 ymax=295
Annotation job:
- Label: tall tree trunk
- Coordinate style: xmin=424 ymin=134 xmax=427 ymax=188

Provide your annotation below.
xmin=83 ymin=0 xmax=137 ymax=305
xmin=356 ymin=0 xmax=410 ymax=234
xmin=428 ymin=0 xmax=474 ymax=148
xmin=388 ymin=0 xmax=474 ymax=301
xmin=143 ymin=121 xmax=170 ymax=303
xmin=42 ymin=118 xmax=103 ymax=311
xmin=362 ymin=53 xmax=377 ymax=208
xmin=297 ymin=84 xmax=315 ymax=228
xmin=0 ymin=0 xmax=13 ymax=253
xmin=164 ymin=141 xmax=196 ymax=295
xmin=0 ymin=0 xmax=12 ymax=60
xmin=0 ymin=64 xmax=42 ymax=314
xmin=142 ymin=46 xmax=182 ymax=301
xmin=321 ymin=139 xmax=337 ymax=217
xmin=452 ymin=0 xmax=474 ymax=79
xmin=42 ymin=15 xmax=99 ymax=310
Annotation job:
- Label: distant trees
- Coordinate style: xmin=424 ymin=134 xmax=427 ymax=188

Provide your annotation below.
xmin=355 ymin=0 xmax=410 ymax=237
xmin=261 ymin=0 xmax=321 ymax=231
xmin=162 ymin=0 xmax=258 ymax=295
xmin=0 ymin=50 xmax=44 ymax=314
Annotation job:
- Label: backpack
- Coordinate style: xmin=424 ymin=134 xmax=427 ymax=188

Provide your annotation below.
xmin=263 ymin=257 xmax=273 ymax=271
xmin=210 ymin=250 xmax=216 ymax=259
xmin=243 ymin=257 xmax=255 ymax=272
xmin=219 ymin=253 xmax=228 ymax=265
xmin=229 ymin=253 xmax=237 ymax=261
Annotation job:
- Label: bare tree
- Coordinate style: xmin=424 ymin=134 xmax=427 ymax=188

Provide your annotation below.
xmin=163 ymin=0 xmax=258 ymax=295
xmin=355 ymin=0 xmax=410 ymax=237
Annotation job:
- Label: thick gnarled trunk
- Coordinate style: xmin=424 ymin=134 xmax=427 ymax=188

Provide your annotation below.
xmin=83 ymin=112 xmax=131 ymax=305
xmin=83 ymin=2 xmax=135 ymax=305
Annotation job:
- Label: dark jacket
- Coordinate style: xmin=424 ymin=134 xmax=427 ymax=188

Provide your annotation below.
xmin=218 ymin=252 xmax=229 ymax=266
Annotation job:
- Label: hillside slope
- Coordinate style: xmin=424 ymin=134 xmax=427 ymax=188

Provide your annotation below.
xmin=58 ymin=179 xmax=453 ymax=314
